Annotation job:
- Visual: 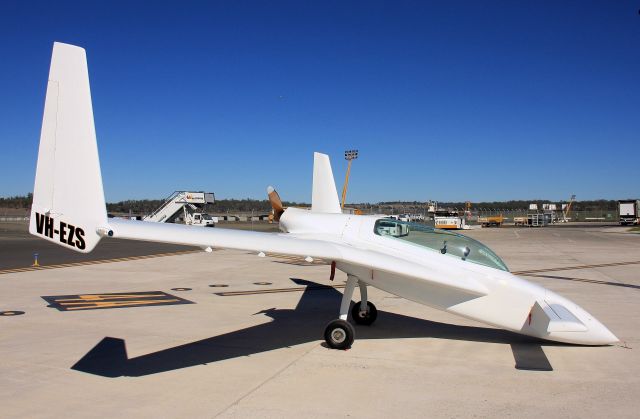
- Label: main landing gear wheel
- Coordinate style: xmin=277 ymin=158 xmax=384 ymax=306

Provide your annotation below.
xmin=324 ymin=319 xmax=355 ymax=349
xmin=351 ymin=301 xmax=377 ymax=325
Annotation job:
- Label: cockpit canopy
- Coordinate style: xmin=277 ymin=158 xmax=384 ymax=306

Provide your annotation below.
xmin=374 ymin=219 xmax=509 ymax=271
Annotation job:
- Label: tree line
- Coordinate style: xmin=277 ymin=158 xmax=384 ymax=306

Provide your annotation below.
xmin=106 ymin=198 xmax=308 ymax=215
xmin=0 ymin=194 xmax=33 ymax=209
xmin=373 ymin=199 xmax=620 ymax=211
xmin=0 ymin=194 xmax=622 ymax=214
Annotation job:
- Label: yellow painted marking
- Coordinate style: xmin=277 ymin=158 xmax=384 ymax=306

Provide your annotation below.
xmin=263 ymin=252 xmax=328 ymax=265
xmin=43 ymin=290 xmax=192 ymax=311
xmin=62 ymin=299 xmax=181 ymax=310
xmin=54 ymin=293 xmax=167 ymax=302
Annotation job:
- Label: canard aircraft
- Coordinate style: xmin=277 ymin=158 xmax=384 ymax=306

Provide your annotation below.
xmin=30 ymin=42 xmax=617 ymax=350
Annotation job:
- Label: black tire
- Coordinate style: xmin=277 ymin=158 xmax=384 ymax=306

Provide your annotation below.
xmin=324 ymin=319 xmax=355 ymax=349
xmin=351 ymin=301 xmax=378 ymax=326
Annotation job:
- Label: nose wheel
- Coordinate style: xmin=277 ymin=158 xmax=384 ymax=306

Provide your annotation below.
xmin=324 ymin=319 xmax=355 ymax=349
xmin=351 ymin=301 xmax=377 ymax=325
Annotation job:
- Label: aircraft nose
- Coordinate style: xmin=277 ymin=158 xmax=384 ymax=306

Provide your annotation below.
xmin=542 ymin=291 xmax=618 ymax=345
xmin=546 ymin=309 xmax=619 ymax=345
xmin=584 ymin=320 xmax=619 ymax=345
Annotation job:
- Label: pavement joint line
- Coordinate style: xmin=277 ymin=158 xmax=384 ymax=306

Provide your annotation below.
xmin=213 ymin=340 xmax=320 ymax=418
xmin=520 ymin=273 xmax=639 ymax=290
xmin=0 ymin=250 xmax=201 ymax=275
xmin=215 ymin=284 xmax=347 ymax=297
xmin=512 ymin=260 xmax=640 ymax=275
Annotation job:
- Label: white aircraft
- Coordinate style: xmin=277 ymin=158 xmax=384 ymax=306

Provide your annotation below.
xmin=30 ymin=42 xmax=617 ymax=350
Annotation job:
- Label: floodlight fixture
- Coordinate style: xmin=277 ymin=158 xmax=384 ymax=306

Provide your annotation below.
xmin=344 ymin=149 xmax=359 ymax=161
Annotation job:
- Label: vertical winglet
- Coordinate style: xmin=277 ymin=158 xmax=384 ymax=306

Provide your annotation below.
xmin=311 ymin=152 xmax=341 ymax=214
xmin=29 ymin=42 xmax=107 ymax=253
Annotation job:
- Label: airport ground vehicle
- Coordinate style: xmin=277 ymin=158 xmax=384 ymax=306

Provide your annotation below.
xmin=619 ymin=200 xmax=640 ymax=226
xmin=185 ymin=212 xmax=218 ymax=227
xmin=143 ymin=191 xmax=217 ymax=227
xmin=478 ymin=215 xmax=504 ymax=227
xmin=29 ymin=42 xmax=618 ymax=349
xmin=434 ymin=210 xmax=468 ymax=230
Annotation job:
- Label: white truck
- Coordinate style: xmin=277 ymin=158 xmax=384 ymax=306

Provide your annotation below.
xmin=184 ymin=212 xmax=218 ymax=227
xmin=619 ymin=200 xmax=640 ymax=226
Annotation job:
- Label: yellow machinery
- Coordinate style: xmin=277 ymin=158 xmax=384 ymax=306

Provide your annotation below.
xmin=478 ymin=215 xmax=504 ymax=227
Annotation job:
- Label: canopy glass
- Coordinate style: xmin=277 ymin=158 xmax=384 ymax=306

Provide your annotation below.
xmin=374 ymin=219 xmax=509 ymax=271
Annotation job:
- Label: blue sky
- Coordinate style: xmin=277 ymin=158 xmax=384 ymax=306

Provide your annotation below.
xmin=0 ymin=1 xmax=638 ymax=203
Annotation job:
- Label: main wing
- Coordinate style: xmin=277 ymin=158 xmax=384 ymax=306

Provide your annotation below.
xmin=109 ymin=219 xmax=488 ymax=297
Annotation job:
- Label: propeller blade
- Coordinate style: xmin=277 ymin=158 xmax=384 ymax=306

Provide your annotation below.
xmin=267 ymin=186 xmax=285 ymax=221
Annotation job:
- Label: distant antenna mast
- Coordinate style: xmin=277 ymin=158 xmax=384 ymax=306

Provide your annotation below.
xmin=341 ymin=149 xmax=358 ymax=209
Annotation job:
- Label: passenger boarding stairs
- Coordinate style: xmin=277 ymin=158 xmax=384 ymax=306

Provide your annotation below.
xmin=143 ymin=191 xmax=214 ymax=223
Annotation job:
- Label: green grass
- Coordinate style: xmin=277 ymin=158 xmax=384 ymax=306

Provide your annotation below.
xmin=629 ymin=226 xmax=640 ymax=233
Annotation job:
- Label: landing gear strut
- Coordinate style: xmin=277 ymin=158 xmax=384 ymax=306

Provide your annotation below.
xmin=351 ymin=280 xmax=377 ymax=325
xmin=323 ymin=275 xmax=376 ymax=349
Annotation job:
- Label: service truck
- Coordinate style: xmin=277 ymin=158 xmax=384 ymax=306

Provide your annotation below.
xmin=478 ymin=214 xmax=504 ymax=228
xmin=433 ymin=210 xmax=469 ymax=230
xmin=184 ymin=212 xmax=218 ymax=227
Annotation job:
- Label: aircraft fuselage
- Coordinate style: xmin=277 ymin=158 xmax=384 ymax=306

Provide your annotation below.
xmin=280 ymin=208 xmax=617 ymax=345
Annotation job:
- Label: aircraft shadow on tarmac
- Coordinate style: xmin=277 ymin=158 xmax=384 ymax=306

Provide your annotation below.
xmin=72 ymin=278 xmax=563 ymax=377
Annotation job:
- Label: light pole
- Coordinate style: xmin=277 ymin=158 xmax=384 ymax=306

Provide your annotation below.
xmin=341 ymin=149 xmax=358 ymax=209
